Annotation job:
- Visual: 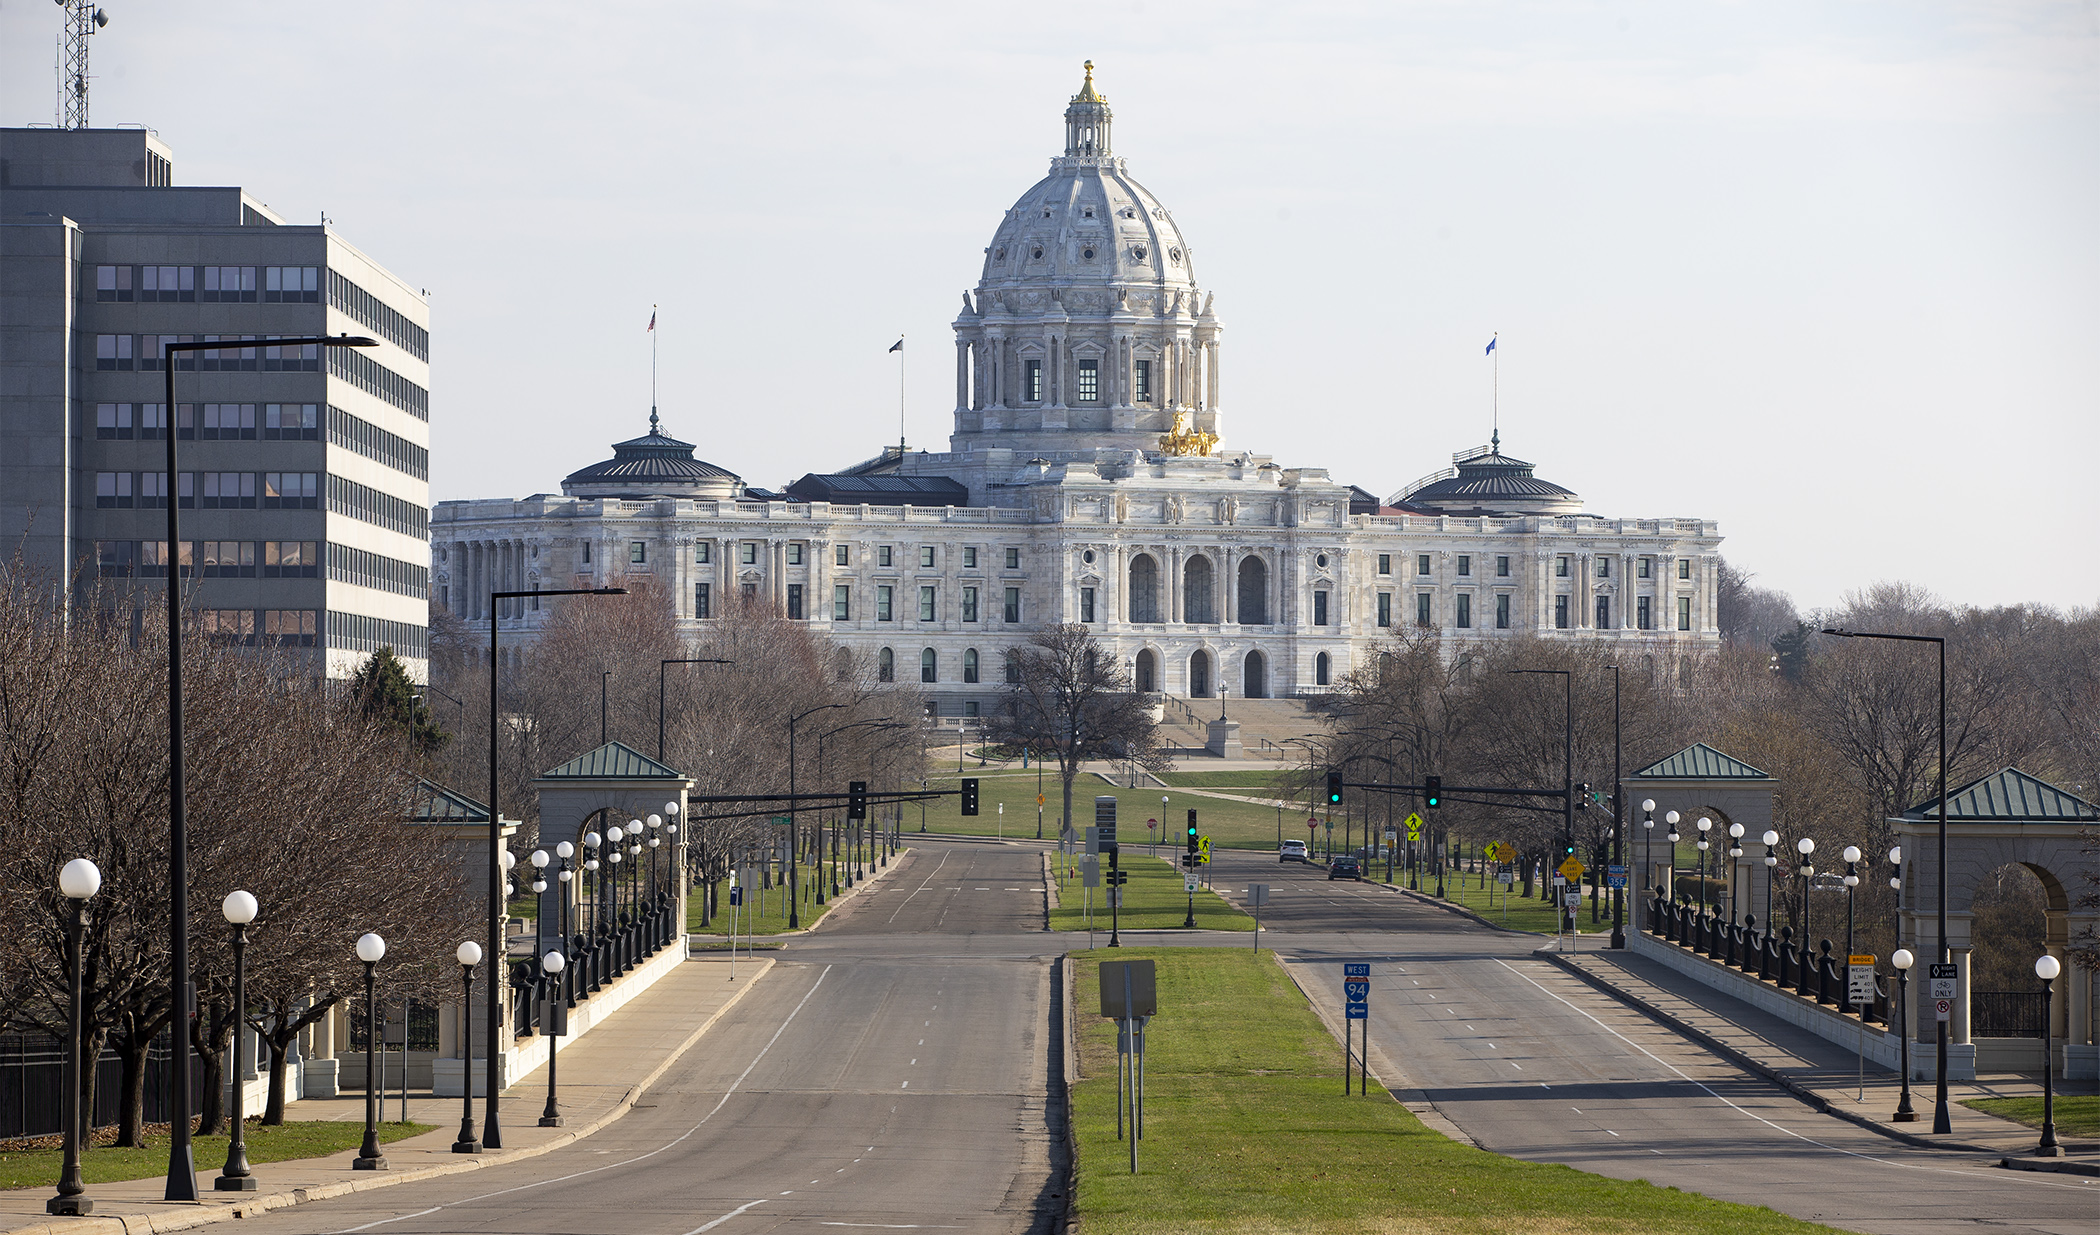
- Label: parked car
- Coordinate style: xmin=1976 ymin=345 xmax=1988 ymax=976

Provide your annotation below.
xmin=1278 ymin=839 xmax=1309 ymax=863
xmin=1328 ymin=857 xmax=1363 ymax=881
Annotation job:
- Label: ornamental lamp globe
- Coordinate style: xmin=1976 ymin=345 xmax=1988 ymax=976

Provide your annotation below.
xmin=58 ymin=858 xmax=101 ymax=899
xmin=1842 ymin=845 xmax=1862 ymax=865
xmin=221 ymin=890 xmax=259 ymax=925
xmin=2036 ymin=955 xmax=2061 ymax=981
xmin=456 ymin=941 xmax=483 ymax=966
xmin=356 ymin=932 xmax=387 ymax=964
xmin=1893 ymin=948 xmax=1914 ymax=970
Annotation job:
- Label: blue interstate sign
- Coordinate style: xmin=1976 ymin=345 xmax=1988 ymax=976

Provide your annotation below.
xmin=1606 ymin=865 xmax=1629 ymax=889
xmin=1343 ymin=963 xmax=1371 ymax=978
xmin=1346 ymin=1003 xmax=1368 ymax=1020
xmin=1344 ymin=981 xmax=1369 ymax=1003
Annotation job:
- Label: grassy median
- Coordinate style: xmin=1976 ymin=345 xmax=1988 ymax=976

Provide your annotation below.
xmin=1961 ymin=1095 xmax=2100 ymax=1138
xmin=1052 ymin=854 xmax=1253 ymax=932
xmin=0 ymin=1120 xmax=434 ymax=1191
xmin=1069 ymin=947 xmax=1835 ymax=1234
xmin=686 ymin=857 xmax=864 ymax=937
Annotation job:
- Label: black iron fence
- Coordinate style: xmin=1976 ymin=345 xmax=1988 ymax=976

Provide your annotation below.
xmin=1646 ymin=888 xmax=1894 ymax=1025
xmin=347 ymin=1001 xmax=441 ymax=1052
xmin=0 ymin=1030 xmax=206 ymax=1142
xmin=513 ymin=890 xmax=680 ymax=1038
xmin=1973 ymin=991 xmax=2049 ymax=1037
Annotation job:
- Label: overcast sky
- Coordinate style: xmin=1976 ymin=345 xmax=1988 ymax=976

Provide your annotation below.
xmin=6 ymin=1 xmax=2094 ymax=613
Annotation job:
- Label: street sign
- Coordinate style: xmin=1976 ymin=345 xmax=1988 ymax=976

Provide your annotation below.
xmin=1346 ymin=1002 xmax=1368 ymax=1020
xmin=1606 ymin=865 xmax=1628 ymax=889
xmin=1496 ymin=871 xmax=1514 ymax=885
xmin=1343 ymin=962 xmax=1369 ymax=977
xmin=1197 ymin=836 xmax=1212 ymax=865
xmin=1324 ymin=819 xmax=1334 ymax=831
xmin=1383 ymin=829 xmax=1397 ymax=841
xmin=1247 ymin=884 xmax=1270 ymax=907
xmin=1038 ymin=793 xmax=1047 ymax=806
xmin=1099 ymin=959 xmax=1158 ymax=1018
xmin=1344 ymin=966 xmax=1369 ymax=1021
xmin=1552 ymin=875 xmax=1567 ymax=887
xmin=1558 ymin=857 xmax=1585 ymax=881
xmin=1085 ymin=826 xmax=1100 ymax=856
xmin=1307 ymin=817 xmax=1319 ymax=831
xmin=1184 ymin=874 xmax=1199 ymax=893
xmin=1928 ymin=962 xmax=1957 ymax=1002
xmin=1082 ymin=856 xmax=1101 ymax=888
xmin=1935 ymin=998 xmax=1952 ymax=1022
xmin=1404 ymin=812 xmax=1422 ymax=841
xmin=729 ymin=886 xmax=743 ymax=906
xmin=1847 ymin=956 xmax=1877 ymax=1004
xmin=1344 ymin=980 xmax=1369 ymax=1001
xmin=1562 ymin=891 xmax=1580 ymax=908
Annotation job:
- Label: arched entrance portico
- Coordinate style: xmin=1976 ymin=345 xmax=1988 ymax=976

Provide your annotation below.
xmin=1243 ymin=649 xmax=1266 ymax=698
xmin=1189 ymin=649 xmax=1212 ymax=698
xmin=1134 ymin=647 xmax=1157 ymax=694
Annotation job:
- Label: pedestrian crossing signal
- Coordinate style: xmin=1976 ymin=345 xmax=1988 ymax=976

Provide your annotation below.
xmin=960 ymin=778 xmax=979 ymax=816
xmin=1325 ymin=770 xmax=1344 ymax=805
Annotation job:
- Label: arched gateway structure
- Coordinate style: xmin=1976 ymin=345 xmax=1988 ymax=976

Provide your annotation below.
xmin=1894 ymin=768 xmax=2098 ymax=1080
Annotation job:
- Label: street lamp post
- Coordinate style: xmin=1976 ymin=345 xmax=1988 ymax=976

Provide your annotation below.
xmin=1842 ymin=846 xmax=1862 ymax=1013
xmin=785 ymin=703 xmax=849 ymax=928
xmin=1891 ymin=948 xmax=1917 ymax=1122
xmin=1762 ymin=830 xmax=1781 ymax=952
xmin=2034 ymin=954 xmax=2062 ymax=1157
xmin=539 ymin=950 xmax=567 ymax=1127
xmin=352 ymin=933 xmax=388 ymax=1171
xmin=214 ymin=891 xmax=260 ymax=1192
xmin=1820 ymin=626 xmax=1951 ymax=1134
xmin=1664 ymin=813 xmax=1680 ymax=932
xmin=1726 ymin=823 xmax=1745 ymax=931
xmin=1695 ymin=817 xmax=1712 ymax=926
xmin=486 ymin=586 xmax=623 ymax=1148
xmin=453 ymin=941 xmax=483 ymax=1153
xmin=158 ymin=333 xmax=377 ymax=1201
xmin=1796 ymin=837 xmax=1817 ymax=949
xmin=47 ymin=859 xmax=100 ymax=1217
xmin=1639 ymin=800 xmax=1655 ymax=934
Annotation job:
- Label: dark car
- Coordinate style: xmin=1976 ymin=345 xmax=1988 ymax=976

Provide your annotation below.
xmin=1328 ymin=857 xmax=1362 ymax=881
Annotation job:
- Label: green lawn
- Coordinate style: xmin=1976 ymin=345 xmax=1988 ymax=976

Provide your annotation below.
xmin=0 ymin=1120 xmax=434 ymax=1191
xmin=1155 ymin=770 xmax=1295 ymax=789
xmin=686 ymin=857 xmax=862 ymax=937
xmin=1051 ymin=854 xmax=1254 ymax=932
xmin=1069 ymin=948 xmax=1839 ymax=1234
xmin=1961 ymin=1095 xmax=2100 ymax=1138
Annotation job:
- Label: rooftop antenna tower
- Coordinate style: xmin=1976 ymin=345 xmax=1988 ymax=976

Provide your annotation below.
xmin=57 ymin=0 xmax=111 ymax=129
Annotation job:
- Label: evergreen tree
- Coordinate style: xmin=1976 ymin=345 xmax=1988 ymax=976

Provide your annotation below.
xmin=348 ymin=647 xmax=449 ymax=756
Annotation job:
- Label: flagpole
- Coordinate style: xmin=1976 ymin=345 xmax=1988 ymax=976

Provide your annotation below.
xmin=652 ymin=304 xmax=659 ymax=426
xmin=898 ymin=332 xmax=906 ymax=456
xmin=1491 ymin=331 xmax=1499 ymax=452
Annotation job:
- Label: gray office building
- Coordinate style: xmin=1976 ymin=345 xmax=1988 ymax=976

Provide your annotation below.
xmin=1 ymin=127 xmax=431 ymax=677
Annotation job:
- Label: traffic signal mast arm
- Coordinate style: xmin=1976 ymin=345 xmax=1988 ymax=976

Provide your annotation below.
xmin=1337 ymin=781 xmax=1567 ymax=798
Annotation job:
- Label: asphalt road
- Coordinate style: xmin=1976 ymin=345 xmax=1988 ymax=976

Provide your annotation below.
xmin=236 ymin=843 xmax=1065 ymax=1235
xmin=1205 ymin=848 xmax=2100 ymax=1235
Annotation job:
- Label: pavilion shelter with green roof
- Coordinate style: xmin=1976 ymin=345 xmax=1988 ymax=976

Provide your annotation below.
xmin=1623 ymin=743 xmax=1778 ymax=933
xmin=1891 ymin=768 xmax=2098 ymax=1080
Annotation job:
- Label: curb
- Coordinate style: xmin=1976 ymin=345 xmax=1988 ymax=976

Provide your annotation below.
xmin=1380 ymin=880 xmax=1550 ymax=938
xmin=2 ymin=959 xmax=776 ymax=1235
xmin=1998 ymin=1156 xmax=2100 ymax=1178
xmin=1531 ymin=947 xmax=2012 ymax=1156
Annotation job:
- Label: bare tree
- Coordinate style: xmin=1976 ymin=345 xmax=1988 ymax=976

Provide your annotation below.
xmin=986 ymin=625 xmax=1168 ymax=836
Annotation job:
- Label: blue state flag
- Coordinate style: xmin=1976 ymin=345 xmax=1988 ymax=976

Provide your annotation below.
xmin=1485 ymin=336 xmax=1497 ymax=356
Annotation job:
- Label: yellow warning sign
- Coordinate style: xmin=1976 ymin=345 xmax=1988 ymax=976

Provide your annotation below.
xmin=1558 ymin=857 xmax=1586 ymax=881
xmin=1037 ymin=794 xmax=1046 ymax=806
xmin=1404 ymin=812 xmax=1423 ymax=841
xmin=1485 ymin=842 xmax=1512 ymax=862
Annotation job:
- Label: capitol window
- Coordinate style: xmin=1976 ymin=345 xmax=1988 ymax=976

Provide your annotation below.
xmin=1496 ymin=594 xmax=1511 ymax=629
xmin=834 ymin=585 xmax=851 ymax=620
xmin=962 ymin=587 xmax=979 ymax=622
xmin=879 ymin=545 xmax=894 ymax=567
xmin=1638 ymin=557 xmax=1651 ymax=578
xmin=1596 ymin=557 xmax=1610 ymax=578
xmin=964 ymin=649 xmax=980 ymax=683
xmin=1077 ymin=360 xmax=1099 ymax=402
xmin=789 ymin=543 xmax=804 ymax=565
xmin=1596 ymin=596 xmax=1611 ymax=629
xmin=1456 ymin=594 xmax=1472 ymax=629
xmin=1678 ymin=596 xmax=1693 ymax=630
xmin=1557 ymin=556 xmax=1571 ymax=578
xmin=920 ymin=546 xmax=936 ymax=568
xmin=1376 ymin=593 xmax=1392 ymax=628
xmin=919 ymin=586 xmax=936 ymax=621
xmin=921 ymin=649 xmax=938 ymax=683
xmin=836 ymin=544 xmax=850 ymax=566
xmin=1313 ymin=592 xmax=1329 ymax=626
xmin=1376 ymin=554 xmax=1389 ymax=575
xmin=877 ymin=586 xmax=893 ymax=621
xmin=1416 ymin=554 xmax=1431 ymax=576
xmin=878 ymin=648 xmax=894 ymax=682
xmin=741 ymin=543 xmax=758 ymax=565
xmin=1080 ymin=588 xmax=1096 ymax=623
xmin=696 ymin=543 xmax=710 ymax=564
xmin=629 ymin=541 xmax=646 ymax=565
xmin=1497 ymin=556 xmax=1511 ymax=577
xmin=1134 ymin=360 xmax=1152 ymax=402
xmin=1679 ymin=558 xmax=1692 ymax=580
xmin=1457 ymin=555 xmax=1471 ymax=577
xmin=1638 ymin=596 xmax=1652 ymax=629
xmin=1004 ymin=587 xmax=1021 ymax=623
xmin=1416 ymin=593 xmax=1432 ymax=628
xmin=1026 ymin=360 xmax=1043 ymax=402
xmin=1005 ymin=548 xmax=1021 ymax=569
xmin=1555 ymin=596 xmax=1570 ymax=629
xmin=964 ymin=547 xmax=978 ymax=569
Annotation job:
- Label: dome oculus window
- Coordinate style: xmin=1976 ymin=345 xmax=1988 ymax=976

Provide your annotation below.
xmin=1316 ymin=554 xmax=1329 ymax=567
xmin=1031 ymin=245 xmax=1044 ymax=260
xmin=1083 ymin=550 xmax=1096 ymax=564
xmin=1083 ymin=207 xmax=1095 ymax=218
xmin=1132 ymin=245 xmax=1147 ymax=262
xmin=1082 ymin=247 xmax=1095 ymax=260
xmin=995 ymin=246 xmax=1006 ymax=260
xmin=1169 ymin=247 xmax=1182 ymax=264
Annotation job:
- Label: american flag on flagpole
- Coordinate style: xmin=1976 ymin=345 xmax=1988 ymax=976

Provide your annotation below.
xmin=647 ymin=309 xmax=656 ymax=332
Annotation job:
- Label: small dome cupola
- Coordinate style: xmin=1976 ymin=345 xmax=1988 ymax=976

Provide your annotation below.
xmin=1391 ymin=442 xmax=1583 ymax=515
xmin=561 ymin=410 xmax=744 ymax=501
xmin=1064 ymin=61 xmax=1112 ymax=159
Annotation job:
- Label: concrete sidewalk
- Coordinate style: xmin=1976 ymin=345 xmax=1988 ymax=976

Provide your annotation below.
xmin=1541 ymin=945 xmax=2098 ymax=1164
xmin=2 ymin=955 xmax=772 ymax=1235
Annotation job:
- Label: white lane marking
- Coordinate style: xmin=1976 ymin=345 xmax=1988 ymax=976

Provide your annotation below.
xmin=1511 ymin=1062 xmax=1521 ymax=1069
xmin=910 ymin=1059 xmax=917 ymax=1065
xmin=334 ymin=1209 xmax=439 ymax=1233
xmin=886 ymin=852 xmax=951 ymax=923
xmin=917 ymin=1039 xmax=923 ymax=1046
xmin=1608 ymin=1130 xmax=1621 ymax=1137
xmin=816 ymin=1225 xmax=967 ymax=1229
xmin=902 ymin=1080 xmax=909 ymax=1088
xmin=1491 ymin=958 xmax=2094 ymax=1191
xmin=328 ymin=967 xmax=836 ymax=1233
xmin=680 ymin=1199 xmax=770 ymax=1234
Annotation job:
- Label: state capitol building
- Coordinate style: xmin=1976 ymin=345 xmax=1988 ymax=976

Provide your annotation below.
xmin=436 ymin=67 xmax=1722 ymax=712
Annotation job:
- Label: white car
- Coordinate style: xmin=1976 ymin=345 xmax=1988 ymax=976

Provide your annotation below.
xmin=1278 ymin=839 xmax=1309 ymax=863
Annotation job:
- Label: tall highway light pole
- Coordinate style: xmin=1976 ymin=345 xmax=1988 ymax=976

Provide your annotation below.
xmin=486 ymin=586 xmax=624 ymax=1149
xmin=159 ymin=333 xmax=375 ymax=1201
xmin=1819 ymin=626 xmax=1952 ymax=1135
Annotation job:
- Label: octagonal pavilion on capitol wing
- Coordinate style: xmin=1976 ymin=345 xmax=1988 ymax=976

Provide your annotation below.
xmin=433 ymin=65 xmax=1722 ymax=716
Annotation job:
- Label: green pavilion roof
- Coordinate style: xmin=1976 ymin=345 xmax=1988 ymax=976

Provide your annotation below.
xmin=1900 ymin=767 xmax=2098 ymax=822
xmin=538 ymin=741 xmax=684 ymax=781
xmin=1628 ymin=743 xmax=1773 ymax=781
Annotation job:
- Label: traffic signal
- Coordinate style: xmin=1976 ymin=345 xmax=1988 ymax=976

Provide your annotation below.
xmin=960 ymin=778 xmax=979 ymax=816
xmin=1325 ymin=770 xmax=1344 ymax=805
xmin=848 ymin=780 xmax=868 ymax=820
xmin=1565 ymin=842 xmax=1577 ymax=856
xmin=1186 ymin=808 xmax=1199 ymax=855
xmin=1423 ymin=774 xmax=1441 ymax=810
xmin=1575 ymin=782 xmax=1589 ymax=810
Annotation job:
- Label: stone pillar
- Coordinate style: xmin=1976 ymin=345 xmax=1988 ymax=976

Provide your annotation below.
xmin=1952 ymin=944 xmax=1973 ymax=1045
xmin=955 ymin=339 xmax=969 ymax=411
